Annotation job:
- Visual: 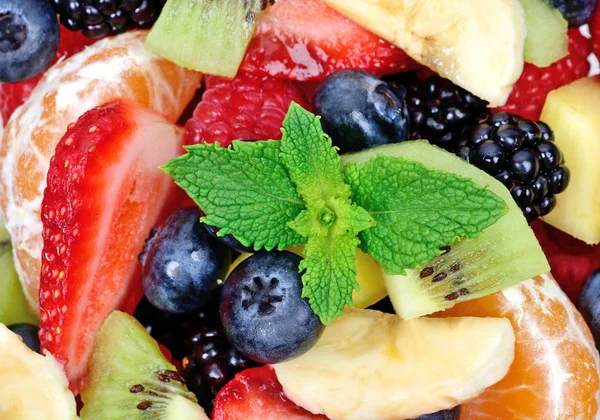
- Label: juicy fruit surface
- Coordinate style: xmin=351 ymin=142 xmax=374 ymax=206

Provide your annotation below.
xmin=81 ymin=311 xmax=198 ymax=419
xmin=496 ymin=29 xmax=592 ymax=121
xmin=436 ymin=274 xmax=600 ymax=419
xmin=221 ymin=251 xmax=324 ymax=364
xmin=520 ymin=0 xmax=568 ymax=67
xmin=142 ymin=207 xmax=231 ymax=313
xmin=593 ymin=6 xmax=600 ymax=59
xmin=321 ymin=0 xmax=526 ymax=106
xmin=314 ymin=69 xmax=409 ymax=154
xmin=273 ymin=308 xmax=515 ymax=420
xmin=0 ymin=30 xmax=200 ymax=312
xmin=342 ymin=141 xmax=549 ymax=319
xmin=0 ymin=0 xmax=59 ymax=83
xmin=184 ymin=73 xmax=307 ymax=147
xmin=0 ymin=323 xmax=77 ymax=419
xmin=0 ymin=26 xmax=94 ymax=123
xmin=39 ymin=101 xmax=184 ymax=392
xmin=240 ymin=0 xmax=419 ymax=81
xmin=212 ymin=366 xmax=327 ymax=420
xmin=540 ymin=76 xmax=600 ymax=244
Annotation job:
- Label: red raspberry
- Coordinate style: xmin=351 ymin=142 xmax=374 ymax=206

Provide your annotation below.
xmin=495 ymin=29 xmax=592 ymax=121
xmin=184 ymin=73 xmax=308 ymax=147
xmin=592 ymin=5 xmax=600 ymax=59
xmin=0 ymin=26 xmax=94 ymax=123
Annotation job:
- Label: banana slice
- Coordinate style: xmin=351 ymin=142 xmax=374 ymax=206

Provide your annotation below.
xmin=0 ymin=324 xmax=78 ymax=419
xmin=321 ymin=0 xmax=526 ymax=106
xmin=273 ymin=309 xmax=515 ymax=420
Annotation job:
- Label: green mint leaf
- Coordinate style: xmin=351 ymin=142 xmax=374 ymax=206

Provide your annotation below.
xmin=278 ymin=103 xmax=374 ymax=323
xmin=162 ymin=140 xmax=305 ymax=251
xmin=280 ymin=102 xmax=350 ymax=203
xmin=295 ymin=197 xmax=372 ymax=324
xmin=343 ymin=155 xmax=508 ymax=275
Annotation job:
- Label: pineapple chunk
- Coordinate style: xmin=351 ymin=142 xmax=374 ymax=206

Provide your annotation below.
xmin=541 ymin=76 xmax=600 ymax=244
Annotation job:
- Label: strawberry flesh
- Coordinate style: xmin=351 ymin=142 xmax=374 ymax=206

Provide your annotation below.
xmin=213 ymin=366 xmax=327 ymax=419
xmin=39 ymin=100 xmax=184 ymax=392
xmin=240 ymin=0 xmax=420 ymax=81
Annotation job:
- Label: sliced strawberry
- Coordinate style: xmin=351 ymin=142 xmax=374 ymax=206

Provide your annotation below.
xmin=0 ymin=26 xmax=94 ymax=123
xmin=39 ymin=100 xmax=184 ymax=392
xmin=213 ymin=366 xmax=326 ymax=420
xmin=240 ymin=0 xmax=420 ymax=81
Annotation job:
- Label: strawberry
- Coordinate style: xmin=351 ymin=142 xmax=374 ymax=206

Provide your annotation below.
xmin=39 ymin=100 xmax=185 ymax=392
xmin=239 ymin=0 xmax=420 ymax=82
xmin=495 ymin=29 xmax=592 ymax=121
xmin=531 ymin=221 xmax=600 ymax=302
xmin=592 ymin=5 xmax=600 ymax=60
xmin=184 ymin=73 xmax=308 ymax=147
xmin=212 ymin=366 xmax=327 ymax=420
xmin=0 ymin=26 xmax=94 ymax=123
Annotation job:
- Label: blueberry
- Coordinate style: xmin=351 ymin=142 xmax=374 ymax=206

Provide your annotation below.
xmin=202 ymin=222 xmax=254 ymax=254
xmin=314 ymin=69 xmax=409 ymax=154
xmin=142 ymin=207 xmax=232 ymax=313
xmin=0 ymin=0 xmax=59 ymax=83
xmin=578 ymin=269 xmax=600 ymax=348
xmin=550 ymin=0 xmax=598 ymax=26
xmin=220 ymin=251 xmax=324 ymax=364
xmin=411 ymin=407 xmax=461 ymax=420
xmin=8 ymin=323 xmax=40 ymax=353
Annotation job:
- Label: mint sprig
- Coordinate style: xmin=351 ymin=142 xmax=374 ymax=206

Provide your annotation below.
xmin=163 ymin=103 xmax=508 ymax=324
xmin=343 ymin=155 xmax=508 ymax=275
xmin=279 ymin=104 xmax=374 ymax=323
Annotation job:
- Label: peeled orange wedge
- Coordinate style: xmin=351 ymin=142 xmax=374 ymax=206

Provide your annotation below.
xmin=0 ymin=31 xmax=201 ymax=313
xmin=436 ymin=273 xmax=600 ymax=419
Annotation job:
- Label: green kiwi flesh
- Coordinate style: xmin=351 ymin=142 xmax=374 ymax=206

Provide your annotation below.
xmin=145 ymin=0 xmax=269 ymax=77
xmin=520 ymin=0 xmax=568 ymax=67
xmin=80 ymin=311 xmax=200 ymax=419
xmin=342 ymin=141 xmax=550 ymax=320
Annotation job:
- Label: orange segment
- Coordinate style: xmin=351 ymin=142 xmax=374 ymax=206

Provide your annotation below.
xmin=0 ymin=30 xmax=201 ymax=313
xmin=436 ymin=273 xmax=600 ymax=419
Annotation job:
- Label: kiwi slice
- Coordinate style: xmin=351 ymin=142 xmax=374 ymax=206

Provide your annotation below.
xmin=520 ymin=0 xmax=568 ymax=67
xmin=80 ymin=311 xmax=200 ymax=419
xmin=342 ymin=141 xmax=550 ymax=320
xmin=145 ymin=0 xmax=271 ymax=77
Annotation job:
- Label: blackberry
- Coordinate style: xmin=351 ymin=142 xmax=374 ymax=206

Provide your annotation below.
xmin=388 ymin=73 xmax=491 ymax=151
xmin=48 ymin=0 xmax=167 ymax=39
xmin=457 ymin=112 xmax=570 ymax=222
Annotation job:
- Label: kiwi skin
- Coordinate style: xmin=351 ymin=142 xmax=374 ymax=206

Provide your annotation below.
xmin=145 ymin=0 xmax=273 ymax=77
xmin=80 ymin=311 xmax=200 ymax=419
xmin=342 ymin=141 xmax=550 ymax=320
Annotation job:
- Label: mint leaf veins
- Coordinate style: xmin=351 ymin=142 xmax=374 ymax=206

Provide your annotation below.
xmin=280 ymin=103 xmax=374 ymax=324
xmin=343 ymin=155 xmax=508 ymax=275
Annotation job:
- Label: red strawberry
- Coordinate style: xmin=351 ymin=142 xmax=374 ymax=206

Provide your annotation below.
xmin=184 ymin=73 xmax=308 ymax=146
xmin=495 ymin=29 xmax=592 ymax=121
xmin=213 ymin=366 xmax=327 ymax=420
xmin=0 ymin=26 xmax=94 ymax=123
xmin=531 ymin=220 xmax=600 ymax=302
xmin=592 ymin=5 xmax=600 ymax=60
xmin=239 ymin=0 xmax=420 ymax=82
xmin=39 ymin=100 xmax=184 ymax=392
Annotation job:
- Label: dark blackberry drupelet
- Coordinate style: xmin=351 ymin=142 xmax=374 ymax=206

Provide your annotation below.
xmin=48 ymin=0 xmax=167 ymax=38
xmin=181 ymin=287 xmax=260 ymax=414
xmin=387 ymin=73 xmax=491 ymax=152
xmin=457 ymin=112 xmax=570 ymax=222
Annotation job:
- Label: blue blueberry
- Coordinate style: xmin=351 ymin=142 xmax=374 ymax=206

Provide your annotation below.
xmin=314 ymin=69 xmax=409 ymax=154
xmin=141 ymin=207 xmax=232 ymax=314
xmin=0 ymin=0 xmax=59 ymax=83
xmin=412 ymin=407 xmax=460 ymax=420
xmin=550 ymin=0 xmax=598 ymax=26
xmin=8 ymin=323 xmax=40 ymax=353
xmin=220 ymin=251 xmax=324 ymax=364
xmin=578 ymin=269 xmax=600 ymax=348
xmin=202 ymin=221 xmax=254 ymax=254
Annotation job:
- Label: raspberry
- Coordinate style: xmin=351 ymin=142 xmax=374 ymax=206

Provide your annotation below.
xmin=495 ymin=29 xmax=592 ymax=121
xmin=184 ymin=73 xmax=308 ymax=147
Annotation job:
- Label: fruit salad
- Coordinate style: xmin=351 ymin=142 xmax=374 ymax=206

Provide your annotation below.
xmin=1 ymin=0 xmax=600 ymax=419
